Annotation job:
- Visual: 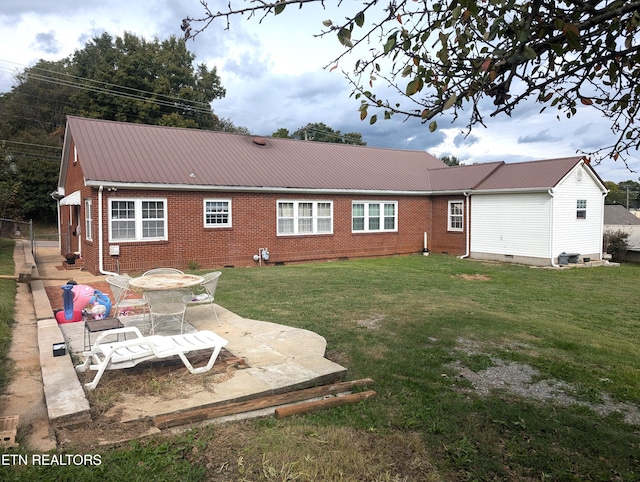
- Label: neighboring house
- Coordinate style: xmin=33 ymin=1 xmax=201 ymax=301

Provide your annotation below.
xmin=604 ymin=204 xmax=640 ymax=261
xmin=55 ymin=116 xmax=608 ymax=275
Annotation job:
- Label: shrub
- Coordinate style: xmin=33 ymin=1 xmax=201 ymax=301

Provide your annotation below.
xmin=604 ymin=229 xmax=630 ymax=262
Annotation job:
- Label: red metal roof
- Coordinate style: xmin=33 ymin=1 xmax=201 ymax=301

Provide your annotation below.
xmin=427 ymin=162 xmax=504 ymax=191
xmin=65 ymin=117 xmax=594 ymax=194
xmin=67 ymin=116 xmax=445 ymax=192
xmin=474 ymin=156 xmax=585 ymax=190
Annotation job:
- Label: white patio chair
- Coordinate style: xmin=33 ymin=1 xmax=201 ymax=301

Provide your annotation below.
xmin=106 ymin=275 xmax=151 ymax=331
xmin=182 ymin=271 xmax=221 ymax=325
xmin=144 ymin=289 xmax=189 ymax=334
xmin=75 ymin=326 xmax=228 ymax=390
xmin=142 ymin=268 xmax=184 ymax=276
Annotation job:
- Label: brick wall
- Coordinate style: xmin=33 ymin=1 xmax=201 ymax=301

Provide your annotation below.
xmin=428 ymin=196 xmax=467 ymax=255
xmin=80 ymin=189 xmax=436 ymax=274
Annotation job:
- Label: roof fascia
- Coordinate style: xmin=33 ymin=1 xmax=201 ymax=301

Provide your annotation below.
xmin=469 ymin=187 xmax=552 ymax=195
xmin=556 ymin=158 xmax=607 ymax=193
xmin=580 ymin=159 xmax=608 ymax=192
xmin=57 ymin=119 xmax=72 ymax=194
xmin=84 ymin=181 xmax=433 ymax=196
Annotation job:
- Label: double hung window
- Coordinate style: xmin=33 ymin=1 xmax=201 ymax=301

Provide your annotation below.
xmin=204 ymin=199 xmax=232 ymax=227
xmin=352 ymin=201 xmax=397 ymax=232
xmin=448 ymin=200 xmax=464 ymax=231
xmin=277 ymin=201 xmax=333 ymax=235
xmin=84 ymin=199 xmax=92 ymax=241
xmin=109 ymin=198 xmax=167 ymax=241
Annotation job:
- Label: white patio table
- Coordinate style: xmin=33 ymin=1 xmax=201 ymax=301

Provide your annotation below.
xmin=128 ymin=273 xmax=204 ymax=292
xmin=128 ymin=273 xmax=205 ymax=334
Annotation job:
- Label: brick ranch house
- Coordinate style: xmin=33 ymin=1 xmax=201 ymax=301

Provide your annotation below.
xmin=54 ymin=116 xmax=607 ymax=275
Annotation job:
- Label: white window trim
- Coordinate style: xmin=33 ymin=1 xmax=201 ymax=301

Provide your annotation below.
xmin=203 ymin=199 xmax=232 ymax=228
xmin=448 ymin=200 xmax=464 ymax=232
xmin=576 ymin=199 xmax=587 ymax=219
xmin=277 ymin=200 xmax=333 ymax=236
xmin=352 ymin=201 xmax=398 ymax=233
xmin=84 ymin=199 xmax=93 ymax=241
xmin=108 ymin=198 xmax=168 ymax=242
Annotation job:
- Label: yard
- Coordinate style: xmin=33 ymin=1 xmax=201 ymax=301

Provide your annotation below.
xmin=1 ymin=239 xmax=639 ymax=480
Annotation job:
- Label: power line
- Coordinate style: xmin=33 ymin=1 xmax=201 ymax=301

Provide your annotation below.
xmin=0 ymin=140 xmax=62 ymax=151
xmin=0 ymin=58 xmax=211 ymax=113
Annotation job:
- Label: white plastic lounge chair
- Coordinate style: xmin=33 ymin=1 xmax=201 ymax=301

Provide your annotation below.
xmin=75 ymin=326 xmax=228 ymax=390
xmin=144 ymin=289 xmax=189 ymax=334
xmin=183 ymin=271 xmax=221 ymax=325
xmin=106 ymin=275 xmax=151 ymax=330
xmin=142 ymin=268 xmax=184 ymax=276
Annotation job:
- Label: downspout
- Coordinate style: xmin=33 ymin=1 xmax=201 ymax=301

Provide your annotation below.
xmin=98 ymin=185 xmax=118 ymax=275
xmin=459 ymin=191 xmax=471 ymax=259
xmin=549 ymin=189 xmax=558 ymax=267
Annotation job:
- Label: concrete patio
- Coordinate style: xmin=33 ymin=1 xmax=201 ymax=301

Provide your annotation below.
xmin=3 ymin=240 xmax=348 ymax=449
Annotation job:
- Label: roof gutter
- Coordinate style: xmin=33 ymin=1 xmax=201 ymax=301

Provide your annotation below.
xmin=98 ymin=185 xmax=118 ymax=276
xmin=84 ymin=180 xmax=433 ymax=196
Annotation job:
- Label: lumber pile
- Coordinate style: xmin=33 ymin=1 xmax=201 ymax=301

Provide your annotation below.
xmin=154 ymin=378 xmax=375 ymax=429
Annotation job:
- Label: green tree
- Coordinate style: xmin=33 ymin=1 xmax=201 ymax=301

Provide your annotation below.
xmin=0 ymin=151 xmax=21 ymax=221
xmin=183 ymin=0 xmax=640 ymax=167
xmin=285 ymin=122 xmax=366 ymax=145
xmin=617 ymin=180 xmax=640 ymax=209
xmin=441 ymin=155 xmax=460 ymax=167
xmin=70 ymin=32 xmax=226 ymax=128
xmin=272 ymin=128 xmax=291 ymax=138
xmin=604 ymin=181 xmax=624 ymax=205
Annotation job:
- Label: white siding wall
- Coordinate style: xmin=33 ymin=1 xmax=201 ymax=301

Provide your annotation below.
xmin=552 ymin=164 xmax=605 ymax=256
xmin=470 ymin=192 xmax=551 ymax=257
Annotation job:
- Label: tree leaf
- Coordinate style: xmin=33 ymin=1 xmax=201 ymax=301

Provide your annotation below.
xmin=429 ymin=121 xmax=438 ymax=132
xmin=383 ymin=34 xmax=397 ymax=54
xmin=523 ymin=46 xmax=537 ymax=60
xmin=338 ymin=28 xmax=353 ymax=48
xmin=406 ymin=78 xmax=423 ymax=96
xmin=369 ymin=114 xmax=377 ymax=125
xmin=355 ymin=12 xmax=365 ymax=28
xmin=443 ymin=93 xmax=458 ymax=110
xmin=580 ymin=97 xmax=593 ymax=106
xmin=322 ymin=20 xmax=333 ymax=27
xmin=274 ymin=1 xmax=286 ymax=15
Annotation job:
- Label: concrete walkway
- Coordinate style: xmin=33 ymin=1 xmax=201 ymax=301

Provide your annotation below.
xmin=2 ymin=241 xmax=346 ymax=449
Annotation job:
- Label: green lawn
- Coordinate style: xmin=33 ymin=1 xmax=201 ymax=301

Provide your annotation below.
xmin=2 ymin=249 xmax=639 ymax=481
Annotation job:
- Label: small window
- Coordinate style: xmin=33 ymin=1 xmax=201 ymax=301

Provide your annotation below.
xmin=84 ymin=199 xmax=92 ymax=241
xmin=204 ymin=199 xmax=231 ymax=228
xmin=448 ymin=200 xmax=464 ymax=231
xmin=352 ymin=201 xmax=398 ymax=232
xmin=576 ymin=200 xmax=587 ymax=219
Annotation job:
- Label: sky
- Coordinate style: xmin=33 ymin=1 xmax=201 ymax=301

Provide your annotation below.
xmin=0 ymin=0 xmax=637 ymax=183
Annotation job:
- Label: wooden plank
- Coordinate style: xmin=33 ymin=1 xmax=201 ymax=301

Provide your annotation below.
xmin=274 ymin=390 xmax=377 ymax=418
xmin=0 ymin=275 xmax=74 ymax=282
xmin=153 ymin=378 xmax=374 ymax=429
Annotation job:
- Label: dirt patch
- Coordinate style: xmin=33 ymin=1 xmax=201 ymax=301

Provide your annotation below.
xmin=448 ymin=337 xmax=640 ymax=426
xmin=356 ymin=313 xmax=385 ymax=330
xmin=456 ymin=274 xmax=491 ymax=281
